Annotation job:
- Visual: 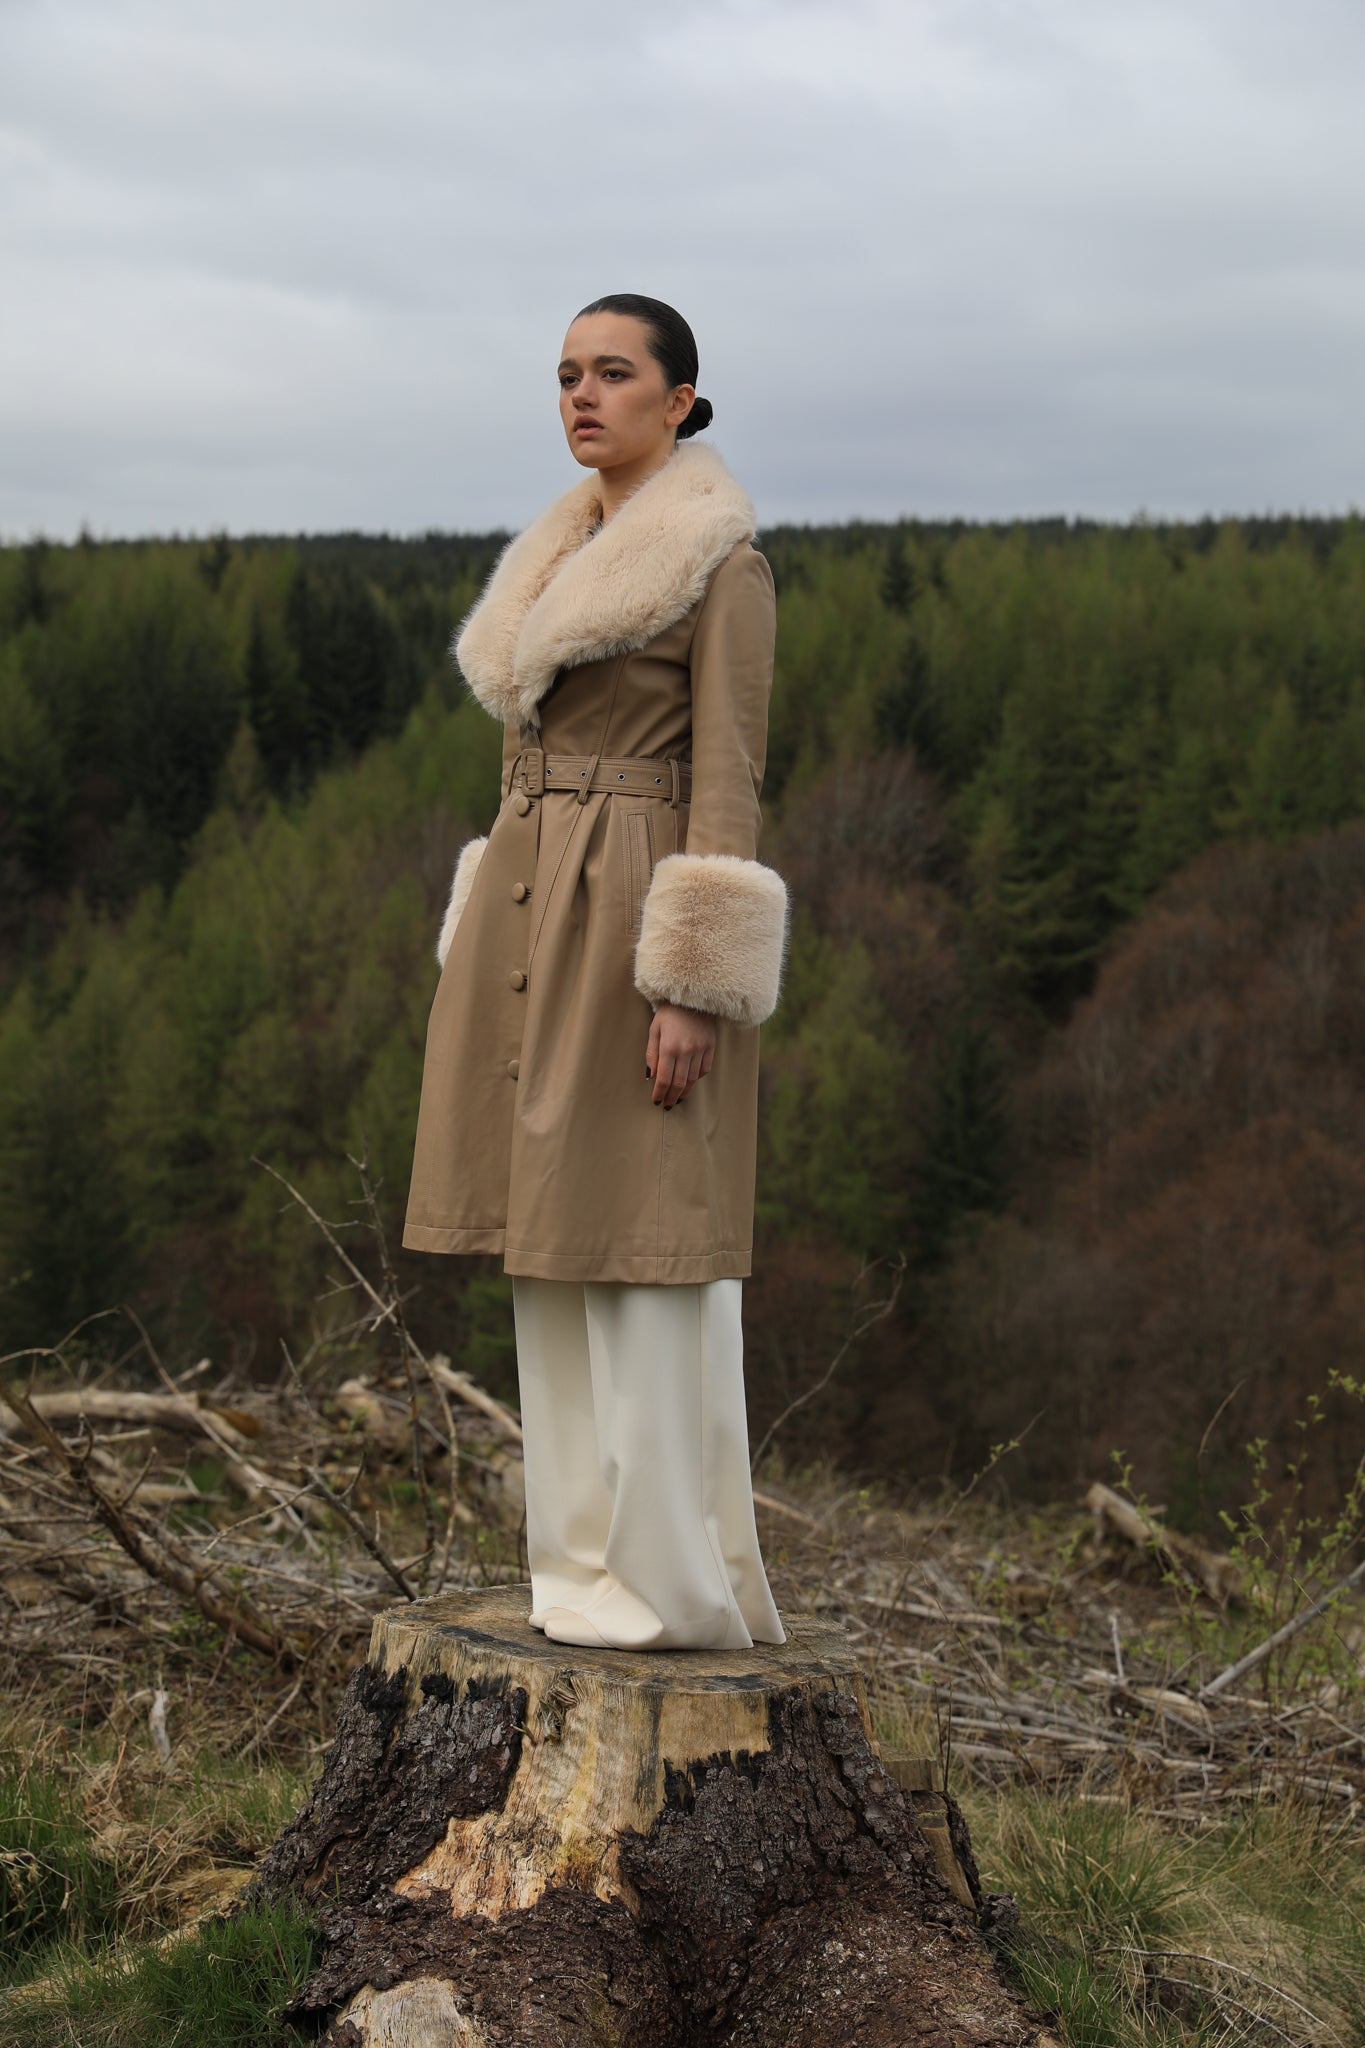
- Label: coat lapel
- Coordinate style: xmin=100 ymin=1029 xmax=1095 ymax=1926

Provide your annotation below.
xmin=453 ymin=442 xmax=756 ymax=730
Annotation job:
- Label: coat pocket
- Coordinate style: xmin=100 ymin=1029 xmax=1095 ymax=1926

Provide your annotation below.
xmin=621 ymin=806 xmax=657 ymax=935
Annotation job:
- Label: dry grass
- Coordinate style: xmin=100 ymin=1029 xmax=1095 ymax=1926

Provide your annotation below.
xmin=2 ymin=1186 xmax=1363 ymax=2042
xmin=820 ymin=1458 xmax=1365 ymax=2043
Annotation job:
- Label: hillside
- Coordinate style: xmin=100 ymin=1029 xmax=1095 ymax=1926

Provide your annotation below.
xmin=2 ymin=513 xmax=1364 ymax=1522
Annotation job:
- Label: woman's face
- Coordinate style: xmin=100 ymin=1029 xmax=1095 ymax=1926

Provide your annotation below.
xmin=558 ymin=312 xmax=694 ymax=472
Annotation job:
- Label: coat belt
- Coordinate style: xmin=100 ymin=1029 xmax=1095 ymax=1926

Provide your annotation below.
xmin=509 ymin=748 xmax=692 ymax=806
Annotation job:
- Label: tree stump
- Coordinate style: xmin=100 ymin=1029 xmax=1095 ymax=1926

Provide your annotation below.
xmin=246 ymin=1584 xmax=1045 ymax=2047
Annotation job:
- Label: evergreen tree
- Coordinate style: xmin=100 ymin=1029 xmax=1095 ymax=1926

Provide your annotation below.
xmin=245 ymin=605 xmax=312 ymax=796
xmin=872 ymin=633 xmax=935 ymax=758
xmin=1227 ymin=683 xmax=1304 ymax=840
xmin=197 ymin=532 xmax=233 ymax=594
xmin=285 ymin=563 xmax=406 ymax=762
xmin=0 ymin=651 xmax=69 ymax=899
xmin=1123 ymin=727 xmax=1224 ymax=901
xmin=14 ymin=540 xmax=50 ymax=629
xmin=880 ymin=534 xmax=918 ymax=614
xmin=908 ymin=1001 xmax=1011 ymax=1272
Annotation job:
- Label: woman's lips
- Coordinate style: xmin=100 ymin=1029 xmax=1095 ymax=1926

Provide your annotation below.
xmin=575 ymin=421 xmax=602 ymax=434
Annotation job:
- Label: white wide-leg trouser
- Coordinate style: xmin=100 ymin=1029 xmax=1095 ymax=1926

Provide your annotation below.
xmin=510 ymin=1274 xmax=786 ymax=1650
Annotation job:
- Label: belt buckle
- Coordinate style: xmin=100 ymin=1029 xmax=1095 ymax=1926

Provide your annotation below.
xmin=522 ymin=747 xmax=545 ymax=798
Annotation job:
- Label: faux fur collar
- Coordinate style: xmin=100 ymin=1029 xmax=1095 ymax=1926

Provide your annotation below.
xmin=453 ymin=441 xmax=756 ymax=729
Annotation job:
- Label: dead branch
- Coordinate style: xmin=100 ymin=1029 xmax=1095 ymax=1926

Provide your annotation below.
xmin=120 ymin=1303 xmax=328 ymax=1543
xmin=750 ymin=1488 xmax=824 ymax=1528
xmin=331 ymin=1378 xmax=410 ymax=1452
xmin=254 ymin=1154 xmax=473 ymax=1591
xmin=1085 ymin=1481 xmax=1241 ymax=1604
xmin=303 ymin=1460 xmax=417 ymax=1600
xmin=2 ymin=1375 xmax=300 ymax=1666
xmin=345 ymin=1144 xmax=442 ymax=1594
xmin=1198 ymin=1552 xmax=1365 ymax=1702
xmin=0 ymin=1387 xmax=258 ymax=1446
xmin=426 ymin=1355 xmax=524 ymax=1445
xmin=1097 ymin=1946 xmax=1326 ymax=2032
xmin=749 ymin=1253 xmax=906 ymax=1473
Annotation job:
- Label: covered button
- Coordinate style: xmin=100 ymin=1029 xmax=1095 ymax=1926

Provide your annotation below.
xmin=507 ymin=1058 xmax=520 ymax=1079
xmin=511 ymin=881 xmax=528 ymax=901
xmin=509 ymin=970 xmax=527 ymax=991
xmin=514 ymin=793 xmax=532 ymax=816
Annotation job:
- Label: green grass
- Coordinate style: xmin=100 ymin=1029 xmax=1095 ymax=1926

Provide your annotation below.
xmin=1005 ymin=1948 xmax=1189 ymax=2048
xmin=167 ymin=1750 xmax=314 ymax=1865
xmin=4 ymin=1448 xmax=1362 ymax=2048
xmin=962 ymin=1782 xmax=1365 ymax=2045
xmin=0 ymin=1757 xmax=122 ymax=1963
xmin=6 ymin=1719 xmax=1363 ymax=2047
xmin=989 ymin=1792 xmax=1202 ymax=1949
xmin=1 ymin=1718 xmax=319 ymax=2046
xmin=0 ymin=1900 xmax=319 ymax=2048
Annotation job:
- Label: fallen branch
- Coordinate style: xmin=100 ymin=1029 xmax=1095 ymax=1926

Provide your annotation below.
xmin=1198 ymin=1553 xmax=1365 ymax=1702
xmin=332 ymin=1378 xmax=411 ymax=1453
xmin=2 ymin=1376 xmax=299 ymax=1666
xmin=1085 ymin=1482 xmax=1241 ymax=1604
xmin=751 ymin=1488 xmax=824 ymax=1528
xmin=0 ymin=1387 xmax=258 ymax=1445
xmin=426 ymin=1356 xmax=523 ymax=1445
xmin=121 ymin=1303 xmax=327 ymax=1545
xmin=304 ymin=1460 xmax=417 ymax=1601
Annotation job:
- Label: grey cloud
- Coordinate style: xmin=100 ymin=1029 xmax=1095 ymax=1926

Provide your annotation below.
xmin=2 ymin=0 xmax=1362 ymax=537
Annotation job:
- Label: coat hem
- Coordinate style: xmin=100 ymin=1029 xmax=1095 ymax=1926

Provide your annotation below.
xmin=403 ymin=1222 xmax=505 ymax=1254
xmin=401 ymin=1221 xmax=751 ymax=1283
xmin=505 ymin=1245 xmax=753 ymax=1284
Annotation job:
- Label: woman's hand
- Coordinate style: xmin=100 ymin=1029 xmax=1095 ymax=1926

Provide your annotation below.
xmin=646 ymin=1002 xmax=716 ymax=1109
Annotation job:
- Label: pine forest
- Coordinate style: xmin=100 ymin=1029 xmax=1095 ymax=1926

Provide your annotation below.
xmin=3 ymin=513 xmax=1364 ymax=1526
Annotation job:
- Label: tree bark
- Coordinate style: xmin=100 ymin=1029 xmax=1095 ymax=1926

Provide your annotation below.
xmin=246 ymin=1584 xmax=1045 ymax=2047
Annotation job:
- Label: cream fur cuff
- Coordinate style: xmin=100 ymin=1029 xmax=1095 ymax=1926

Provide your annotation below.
xmin=435 ymin=836 xmax=488 ymax=968
xmin=633 ymin=853 xmax=789 ymax=1027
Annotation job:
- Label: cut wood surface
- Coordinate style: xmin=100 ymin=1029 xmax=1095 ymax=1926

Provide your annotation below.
xmin=247 ymin=1583 xmax=1050 ymax=2047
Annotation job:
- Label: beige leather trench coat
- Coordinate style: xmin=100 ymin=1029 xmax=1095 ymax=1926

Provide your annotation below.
xmin=402 ymin=442 xmax=790 ymax=1283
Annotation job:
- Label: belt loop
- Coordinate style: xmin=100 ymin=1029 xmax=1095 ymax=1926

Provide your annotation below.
xmin=516 ymin=717 xmax=544 ymax=799
xmin=667 ymin=757 xmax=681 ymax=808
xmin=576 ymin=750 xmax=602 ymax=804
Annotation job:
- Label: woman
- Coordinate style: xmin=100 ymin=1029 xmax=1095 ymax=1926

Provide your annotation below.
xmin=402 ymin=293 xmax=789 ymax=1652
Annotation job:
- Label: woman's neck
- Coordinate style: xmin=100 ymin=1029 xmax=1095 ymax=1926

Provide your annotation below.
xmin=595 ymin=441 xmax=678 ymax=525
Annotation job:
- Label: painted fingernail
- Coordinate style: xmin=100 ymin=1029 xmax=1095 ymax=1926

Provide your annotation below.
xmin=645 ymin=1067 xmax=652 ymax=1077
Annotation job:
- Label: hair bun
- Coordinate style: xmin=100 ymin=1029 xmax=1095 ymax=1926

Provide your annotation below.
xmin=677 ymin=396 xmax=713 ymax=440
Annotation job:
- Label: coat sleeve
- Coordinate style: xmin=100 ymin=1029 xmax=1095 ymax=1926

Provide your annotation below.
xmin=632 ymin=543 xmax=790 ymax=1027
xmin=435 ymin=723 xmax=521 ymax=969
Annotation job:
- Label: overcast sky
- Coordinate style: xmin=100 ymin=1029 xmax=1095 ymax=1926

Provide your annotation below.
xmin=3 ymin=0 xmax=1362 ymax=539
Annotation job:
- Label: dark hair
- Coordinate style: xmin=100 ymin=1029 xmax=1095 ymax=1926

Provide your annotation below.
xmin=572 ymin=293 xmax=714 ymax=439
